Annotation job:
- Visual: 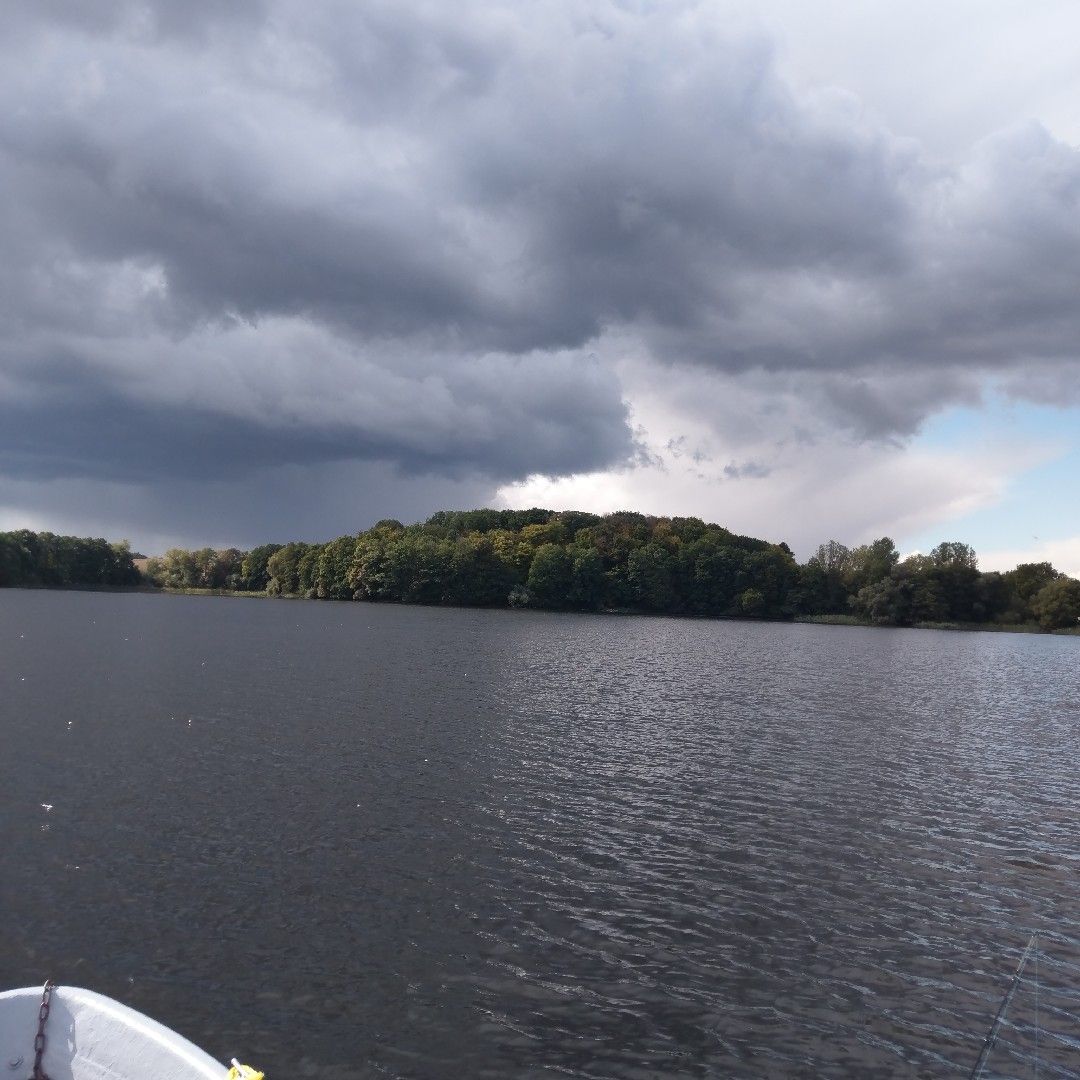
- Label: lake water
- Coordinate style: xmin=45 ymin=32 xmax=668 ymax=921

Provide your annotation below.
xmin=2 ymin=589 xmax=1079 ymax=1078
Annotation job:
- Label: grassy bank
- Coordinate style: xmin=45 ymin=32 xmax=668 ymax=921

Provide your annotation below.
xmin=153 ymin=590 xmax=1078 ymax=634
xmin=160 ymin=587 xmax=271 ymax=598
xmin=12 ymin=582 xmax=1074 ymax=634
xmin=912 ymin=619 xmax=1043 ymax=633
xmin=793 ymin=614 xmax=871 ymax=627
xmin=794 ymin=612 xmax=1077 ymax=635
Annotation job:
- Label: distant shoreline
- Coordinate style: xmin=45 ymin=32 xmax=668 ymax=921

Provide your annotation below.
xmin=6 ymin=582 xmax=160 ymax=594
xmin=8 ymin=583 xmax=1079 ymax=635
xmin=7 ymin=516 xmax=1080 ymax=632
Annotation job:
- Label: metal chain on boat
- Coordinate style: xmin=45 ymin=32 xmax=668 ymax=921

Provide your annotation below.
xmin=28 ymin=980 xmax=54 ymax=1080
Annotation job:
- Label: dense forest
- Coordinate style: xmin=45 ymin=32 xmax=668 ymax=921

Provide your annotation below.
xmin=132 ymin=509 xmax=1080 ymax=631
xmin=0 ymin=530 xmax=140 ymax=588
xmin=4 ymin=512 xmax=1079 ymax=630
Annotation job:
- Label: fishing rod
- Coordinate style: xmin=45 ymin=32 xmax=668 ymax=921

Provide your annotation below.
xmin=968 ymin=934 xmax=1037 ymax=1080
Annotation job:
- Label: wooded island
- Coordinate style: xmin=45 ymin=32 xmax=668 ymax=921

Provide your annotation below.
xmin=3 ymin=509 xmax=1079 ymax=630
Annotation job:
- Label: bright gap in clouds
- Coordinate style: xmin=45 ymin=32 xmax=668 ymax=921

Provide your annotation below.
xmin=752 ymin=0 xmax=1080 ymax=153
xmin=900 ymin=399 xmax=1080 ymax=577
xmin=495 ymin=441 xmax=1044 ymax=566
xmin=496 ymin=369 xmax=1060 ymax=563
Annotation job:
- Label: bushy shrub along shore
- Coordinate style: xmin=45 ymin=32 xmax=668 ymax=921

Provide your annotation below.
xmin=0 ymin=531 xmax=140 ymax=589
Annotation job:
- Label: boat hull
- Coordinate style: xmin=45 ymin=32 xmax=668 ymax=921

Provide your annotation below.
xmin=0 ymin=986 xmax=226 ymax=1080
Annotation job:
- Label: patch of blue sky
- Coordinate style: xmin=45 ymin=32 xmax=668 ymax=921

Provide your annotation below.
xmin=900 ymin=395 xmax=1080 ymax=557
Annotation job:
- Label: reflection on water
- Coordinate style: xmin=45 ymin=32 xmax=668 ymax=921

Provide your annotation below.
xmin=2 ymin=590 xmax=1078 ymax=1078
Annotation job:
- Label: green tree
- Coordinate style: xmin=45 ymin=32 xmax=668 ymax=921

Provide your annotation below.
xmin=850 ymin=571 xmax=914 ymax=625
xmin=741 ymin=545 xmax=799 ymax=617
xmin=568 ymin=548 xmax=605 ymax=610
xmin=108 ymin=541 xmax=140 ymax=586
xmin=736 ymin=587 xmax=765 ymax=616
xmin=1002 ymin=562 xmax=1061 ymax=622
xmin=203 ymin=548 xmax=243 ymax=590
xmin=899 ymin=555 xmax=946 ymax=621
xmin=848 ymin=537 xmax=900 ymax=592
xmin=800 ymin=541 xmax=854 ymax=614
xmin=527 ymin=544 xmax=573 ymax=609
xmin=0 ymin=534 xmax=25 ymax=586
xmin=1031 ymin=577 xmax=1080 ymax=630
xmin=316 ymin=537 xmax=357 ymax=600
xmin=159 ymin=548 xmax=198 ymax=588
xmin=299 ymin=549 xmax=320 ymax=597
xmin=446 ymin=533 xmax=519 ymax=607
xmin=349 ymin=534 xmax=393 ymax=600
xmin=240 ymin=544 xmax=283 ymax=591
xmin=974 ymin=571 xmax=1013 ymax=624
xmin=141 ymin=556 xmax=165 ymax=586
xmin=928 ymin=542 xmax=981 ymax=621
xmin=384 ymin=535 xmax=454 ymax=604
xmin=682 ymin=539 xmax=741 ymax=615
xmin=627 ymin=543 xmax=675 ymax=611
xmin=554 ymin=510 xmax=602 ymax=539
xmin=266 ymin=543 xmax=310 ymax=595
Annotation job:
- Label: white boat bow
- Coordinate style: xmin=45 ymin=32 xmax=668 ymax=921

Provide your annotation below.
xmin=0 ymin=985 xmax=232 ymax=1080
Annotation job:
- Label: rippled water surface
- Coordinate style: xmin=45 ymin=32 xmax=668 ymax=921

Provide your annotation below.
xmin=2 ymin=590 xmax=1079 ymax=1078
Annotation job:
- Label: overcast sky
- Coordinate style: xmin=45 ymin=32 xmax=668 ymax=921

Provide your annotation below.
xmin=3 ymin=0 xmax=1080 ymax=572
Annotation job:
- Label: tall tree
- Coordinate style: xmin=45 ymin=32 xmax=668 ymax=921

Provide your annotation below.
xmin=527 ymin=544 xmax=574 ymax=609
xmin=1031 ymin=577 xmax=1080 ymax=630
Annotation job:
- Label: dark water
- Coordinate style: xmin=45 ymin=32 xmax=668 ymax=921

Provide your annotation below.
xmin=2 ymin=590 xmax=1079 ymax=1079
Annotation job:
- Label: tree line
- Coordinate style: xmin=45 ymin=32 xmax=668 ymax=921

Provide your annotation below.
xmin=0 ymin=530 xmax=141 ymax=588
xmin=129 ymin=509 xmax=1080 ymax=631
xmin=3 ymin=513 xmax=1077 ymax=630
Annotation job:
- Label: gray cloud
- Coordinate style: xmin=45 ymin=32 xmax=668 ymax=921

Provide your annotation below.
xmin=723 ymin=461 xmax=771 ymax=480
xmin=16 ymin=0 xmax=271 ymax=42
xmin=0 ymin=460 xmax=495 ymax=553
xmin=1 ymin=323 xmax=631 ymax=483
xmin=2 ymin=0 xmax=1080 ymax=538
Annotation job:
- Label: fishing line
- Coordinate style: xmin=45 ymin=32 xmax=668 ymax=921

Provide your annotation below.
xmin=969 ymin=934 xmax=1037 ymax=1080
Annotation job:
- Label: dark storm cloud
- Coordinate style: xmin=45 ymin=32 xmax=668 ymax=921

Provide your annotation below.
xmin=0 ymin=460 xmax=497 ymax=552
xmin=1 ymin=328 xmax=630 ymax=483
xmin=2 ymin=0 xmax=1080 ymax=513
xmin=3 ymin=3 xmax=914 ymax=351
